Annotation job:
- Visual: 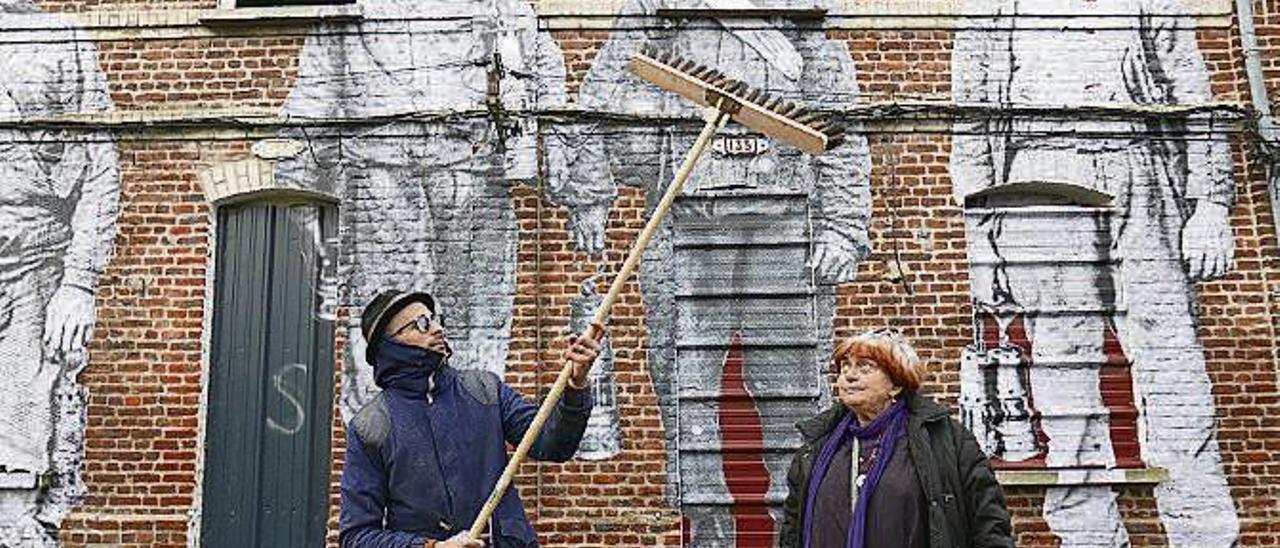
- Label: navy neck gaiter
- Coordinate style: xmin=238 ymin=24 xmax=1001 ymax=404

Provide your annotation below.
xmin=373 ymin=338 xmax=448 ymax=398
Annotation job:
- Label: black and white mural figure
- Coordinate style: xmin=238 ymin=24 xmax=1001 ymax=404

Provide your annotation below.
xmin=952 ymin=0 xmax=1239 ymax=545
xmin=275 ymin=0 xmax=571 ymax=419
xmin=571 ymin=280 xmax=622 ymax=461
xmin=0 ymin=0 xmax=120 ymax=544
xmin=551 ymin=1 xmax=871 ymax=543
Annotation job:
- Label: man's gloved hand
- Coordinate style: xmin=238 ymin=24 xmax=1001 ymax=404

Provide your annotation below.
xmin=432 ymin=531 xmax=484 ymax=548
xmin=43 ymin=284 xmax=96 ymax=358
xmin=564 ymin=322 xmax=604 ymax=389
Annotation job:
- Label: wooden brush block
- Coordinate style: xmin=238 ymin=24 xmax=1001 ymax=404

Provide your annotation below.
xmin=627 ymin=50 xmax=837 ymax=156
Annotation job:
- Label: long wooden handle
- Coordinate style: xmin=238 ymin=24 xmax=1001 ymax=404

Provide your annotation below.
xmin=468 ymin=107 xmax=730 ymax=540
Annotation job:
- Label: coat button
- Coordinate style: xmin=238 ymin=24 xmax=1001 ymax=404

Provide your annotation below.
xmin=438 ymin=520 xmax=452 ymax=532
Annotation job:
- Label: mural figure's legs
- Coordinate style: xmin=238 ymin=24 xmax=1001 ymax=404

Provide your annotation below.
xmin=335 ymin=137 xmax=437 ymax=417
xmin=1027 ymin=315 xmax=1130 ymax=547
xmin=35 ymin=368 xmax=88 ymax=531
xmin=0 ymin=488 xmax=46 ymax=547
xmin=0 ymin=263 xmax=59 ymax=478
xmin=1113 ymin=158 xmax=1239 ymax=548
xmin=0 ymin=261 xmax=61 ymax=545
xmin=425 ymin=165 xmax=516 ymax=374
xmin=1042 ymin=486 xmax=1130 ymax=548
xmin=640 ymin=224 xmax=681 ymax=507
xmin=334 ymin=125 xmax=517 ymax=405
xmin=1117 ymin=260 xmax=1240 ymax=547
xmin=1026 ymin=314 xmax=1115 ymax=469
xmin=660 ymin=196 xmax=822 ymax=547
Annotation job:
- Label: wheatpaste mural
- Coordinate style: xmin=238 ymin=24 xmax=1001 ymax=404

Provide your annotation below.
xmin=0 ymin=1 xmax=120 ymax=545
xmin=571 ymin=280 xmax=623 ymax=461
xmin=275 ymin=0 xmax=575 ymax=419
xmin=951 ymin=0 xmax=1240 ymax=545
xmin=550 ymin=0 xmax=872 ymax=544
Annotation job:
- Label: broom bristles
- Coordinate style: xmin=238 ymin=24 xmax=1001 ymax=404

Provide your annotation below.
xmin=630 ymin=44 xmax=846 ymax=155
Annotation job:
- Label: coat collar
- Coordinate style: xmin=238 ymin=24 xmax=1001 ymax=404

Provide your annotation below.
xmin=797 ymin=392 xmax=950 ymax=442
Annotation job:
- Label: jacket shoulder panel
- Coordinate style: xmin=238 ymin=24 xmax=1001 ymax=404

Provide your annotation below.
xmin=350 ymin=392 xmax=391 ymax=454
xmin=457 ymin=369 xmax=500 ymax=406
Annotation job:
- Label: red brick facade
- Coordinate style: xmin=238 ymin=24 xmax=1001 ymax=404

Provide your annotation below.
xmin=0 ymin=0 xmax=1269 ymax=546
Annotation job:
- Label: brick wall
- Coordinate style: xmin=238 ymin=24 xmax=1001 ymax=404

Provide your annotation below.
xmin=62 ymin=141 xmax=209 ymax=547
xmin=0 ymin=0 xmax=1267 ymax=546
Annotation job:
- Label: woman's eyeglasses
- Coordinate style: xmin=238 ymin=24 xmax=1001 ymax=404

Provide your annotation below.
xmin=837 ymin=359 xmax=882 ymax=377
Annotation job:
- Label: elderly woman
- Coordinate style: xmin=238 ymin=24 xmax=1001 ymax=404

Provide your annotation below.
xmin=779 ymin=330 xmax=1015 ymax=548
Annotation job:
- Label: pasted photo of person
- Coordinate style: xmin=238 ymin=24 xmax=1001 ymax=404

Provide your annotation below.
xmin=951 ymin=0 xmax=1239 ymax=545
xmin=546 ymin=0 xmax=872 ymax=544
xmin=274 ymin=0 xmax=576 ymax=420
xmin=0 ymin=1 xmax=120 ymax=545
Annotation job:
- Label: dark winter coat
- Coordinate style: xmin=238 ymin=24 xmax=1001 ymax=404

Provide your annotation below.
xmin=339 ymin=362 xmax=592 ymax=548
xmin=778 ymin=392 xmax=1015 ymax=548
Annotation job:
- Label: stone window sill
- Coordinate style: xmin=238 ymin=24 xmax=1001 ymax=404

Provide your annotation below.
xmin=996 ymin=467 xmax=1166 ymax=487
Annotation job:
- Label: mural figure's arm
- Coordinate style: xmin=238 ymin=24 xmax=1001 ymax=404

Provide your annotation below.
xmin=807 ymin=40 xmax=871 ymax=285
xmin=544 ymin=123 xmax=618 ymax=255
xmin=544 ymin=0 xmax=663 ymax=255
xmin=44 ymin=34 xmax=121 ymax=358
xmin=949 ymin=6 xmax=1005 ymax=206
xmin=1145 ymin=0 xmax=1235 ymax=280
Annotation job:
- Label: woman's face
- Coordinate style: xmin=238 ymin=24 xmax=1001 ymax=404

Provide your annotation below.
xmin=833 ymin=357 xmax=901 ymax=414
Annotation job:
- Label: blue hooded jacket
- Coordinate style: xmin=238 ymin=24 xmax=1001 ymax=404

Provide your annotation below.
xmin=339 ymin=341 xmax=593 ymax=548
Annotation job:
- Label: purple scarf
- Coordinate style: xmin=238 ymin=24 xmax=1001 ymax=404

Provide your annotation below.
xmin=802 ymin=399 xmax=909 ymax=548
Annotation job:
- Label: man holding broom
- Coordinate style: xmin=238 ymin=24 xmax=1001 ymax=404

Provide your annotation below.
xmin=339 ymin=290 xmax=603 ymax=548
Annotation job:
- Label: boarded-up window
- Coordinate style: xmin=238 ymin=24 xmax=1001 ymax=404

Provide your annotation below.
xmin=960 ymin=182 xmax=1142 ymax=470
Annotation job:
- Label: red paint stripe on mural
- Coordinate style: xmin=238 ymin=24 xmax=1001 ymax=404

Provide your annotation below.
xmin=1101 ymin=318 xmax=1143 ymax=468
xmin=718 ymin=332 xmax=775 ymax=547
xmin=980 ymin=313 xmax=1142 ymax=469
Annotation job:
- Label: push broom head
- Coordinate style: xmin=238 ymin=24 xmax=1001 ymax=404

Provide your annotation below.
xmin=629 ymin=44 xmax=846 ymax=156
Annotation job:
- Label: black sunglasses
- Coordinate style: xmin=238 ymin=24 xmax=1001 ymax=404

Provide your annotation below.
xmin=390 ymin=312 xmax=439 ymax=338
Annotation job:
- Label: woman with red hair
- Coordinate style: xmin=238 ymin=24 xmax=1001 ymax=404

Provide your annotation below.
xmin=778 ymin=330 xmax=1014 ymax=548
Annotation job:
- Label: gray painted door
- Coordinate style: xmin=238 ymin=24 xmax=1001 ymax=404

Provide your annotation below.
xmin=202 ymin=202 xmax=336 ymax=548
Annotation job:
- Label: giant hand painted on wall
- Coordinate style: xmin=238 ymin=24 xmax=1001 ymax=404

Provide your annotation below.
xmin=951 ymin=0 xmax=1240 ymax=545
xmin=549 ymin=0 xmax=872 ymax=544
xmin=274 ymin=0 xmax=574 ymax=420
xmin=0 ymin=1 xmax=120 ymax=545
